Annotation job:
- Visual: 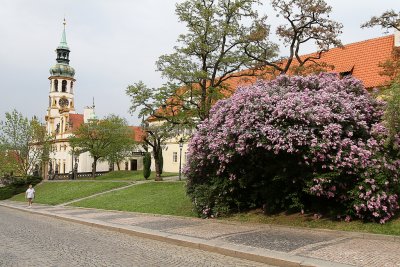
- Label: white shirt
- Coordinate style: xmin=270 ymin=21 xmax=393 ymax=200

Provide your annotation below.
xmin=26 ymin=188 xmax=35 ymax=198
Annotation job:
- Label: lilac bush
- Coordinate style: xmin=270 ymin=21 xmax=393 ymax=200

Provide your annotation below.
xmin=185 ymin=73 xmax=400 ymax=222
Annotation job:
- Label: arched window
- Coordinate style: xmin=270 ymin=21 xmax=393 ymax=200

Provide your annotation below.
xmin=62 ymin=80 xmax=67 ymax=92
xmin=70 ymin=81 xmax=74 ymax=93
xmin=54 ymin=80 xmax=58 ymax=92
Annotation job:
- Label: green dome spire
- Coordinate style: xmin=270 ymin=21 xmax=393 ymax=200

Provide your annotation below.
xmin=50 ymin=18 xmax=75 ymax=77
xmin=57 ymin=19 xmax=69 ymax=50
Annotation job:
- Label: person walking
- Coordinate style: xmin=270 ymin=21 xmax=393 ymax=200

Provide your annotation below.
xmin=25 ymin=184 xmax=35 ymax=208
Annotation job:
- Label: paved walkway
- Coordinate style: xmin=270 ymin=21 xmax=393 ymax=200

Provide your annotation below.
xmin=1 ymin=201 xmax=399 ymax=267
xmin=0 ymin=206 xmax=270 ymax=267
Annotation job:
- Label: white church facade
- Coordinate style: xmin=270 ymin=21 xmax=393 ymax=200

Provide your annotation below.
xmin=44 ymin=21 xmax=144 ymax=179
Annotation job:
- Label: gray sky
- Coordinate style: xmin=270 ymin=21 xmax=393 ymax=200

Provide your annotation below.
xmin=0 ymin=0 xmax=399 ymax=126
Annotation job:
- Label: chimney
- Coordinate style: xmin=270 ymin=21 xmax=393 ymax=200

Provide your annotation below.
xmin=395 ymin=28 xmax=400 ymax=47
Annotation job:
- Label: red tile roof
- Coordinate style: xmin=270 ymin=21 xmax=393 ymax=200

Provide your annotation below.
xmin=129 ymin=126 xmax=146 ymax=142
xmin=226 ymin=35 xmax=395 ymax=89
xmin=68 ymin=114 xmax=84 ymax=131
xmin=310 ymin=34 xmax=394 ymax=88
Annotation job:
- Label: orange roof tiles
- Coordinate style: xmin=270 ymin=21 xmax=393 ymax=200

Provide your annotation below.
xmin=129 ymin=126 xmax=146 ymax=142
xmin=214 ymin=35 xmax=396 ymax=92
xmin=68 ymin=114 xmax=84 ymax=131
xmin=308 ymin=35 xmax=394 ymax=88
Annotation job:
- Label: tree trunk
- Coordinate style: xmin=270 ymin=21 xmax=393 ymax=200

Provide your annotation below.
xmin=117 ymin=162 xmax=121 ymax=171
xmin=92 ymin=158 xmax=98 ymax=178
xmin=153 ymin=148 xmax=162 ymax=181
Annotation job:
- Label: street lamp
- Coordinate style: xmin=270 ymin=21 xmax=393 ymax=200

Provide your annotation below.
xmin=178 ymin=138 xmax=184 ymax=181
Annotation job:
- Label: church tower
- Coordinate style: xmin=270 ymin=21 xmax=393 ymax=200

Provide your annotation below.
xmin=46 ymin=19 xmax=76 ymax=136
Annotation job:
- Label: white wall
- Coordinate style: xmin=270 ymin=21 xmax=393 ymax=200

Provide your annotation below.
xmin=150 ymin=142 xmax=188 ymax=173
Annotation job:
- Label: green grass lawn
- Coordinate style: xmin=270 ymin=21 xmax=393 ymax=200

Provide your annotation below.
xmin=85 ymin=170 xmax=179 ymax=181
xmin=226 ymin=210 xmax=400 ymax=236
xmin=10 ymin=176 xmax=400 ymax=236
xmin=11 ymin=181 xmax=128 ymax=205
xmin=70 ymin=181 xmax=196 ymax=217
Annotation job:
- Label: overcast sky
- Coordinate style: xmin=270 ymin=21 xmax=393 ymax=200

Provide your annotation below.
xmin=0 ymin=0 xmax=399 ymax=125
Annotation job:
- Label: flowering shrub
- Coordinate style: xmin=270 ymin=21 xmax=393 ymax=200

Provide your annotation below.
xmin=185 ymin=73 xmax=400 ymax=223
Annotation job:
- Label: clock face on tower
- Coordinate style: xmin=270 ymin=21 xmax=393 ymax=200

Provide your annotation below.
xmin=59 ymin=98 xmax=69 ymax=107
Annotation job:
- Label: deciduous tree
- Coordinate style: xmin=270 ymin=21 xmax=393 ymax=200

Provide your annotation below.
xmin=246 ymin=0 xmax=342 ymax=74
xmin=127 ymin=0 xmax=342 ymax=126
xmin=127 ymin=0 xmax=278 ymax=125
xmin=69 ymin=115 xmax=134 ymax=178
xmin=0 ymin=110 xmax=51 ymax=177
xmin=141 ymin=122 xmax=175 ymax=181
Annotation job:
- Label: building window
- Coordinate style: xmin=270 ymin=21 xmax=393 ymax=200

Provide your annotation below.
xmin=62 ymin=80 xmax=67 ymax=92
xmin=70 ymin=82 xmax=74 ymax=94
xmin=54 ymin=80 xmax=58 ymax=92
xmin=125 ymin=161 xmax=129 ymax=170
xmin=173 ymin=152 xmax=178 ymax=163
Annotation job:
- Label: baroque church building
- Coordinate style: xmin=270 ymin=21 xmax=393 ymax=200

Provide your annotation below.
xmin=44 ymin=21 xmax=144 ymax=179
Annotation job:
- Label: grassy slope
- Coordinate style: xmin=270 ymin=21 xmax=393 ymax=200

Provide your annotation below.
xmin=11 ymin=181 xmax=128 ymax=205
xmin=88 ymin=171 xmax=179 ymax=181
xmin=71 ymin=181 xmax=196 ymax=217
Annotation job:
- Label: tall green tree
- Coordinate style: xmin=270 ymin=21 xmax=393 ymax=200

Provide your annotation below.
xmin=69 ymin=115 xmax=134 ymax=178
xmin=104 ymin=123 xmax=136 ymax=171
xmin=246 ymin=0 xmax=342 ymax=74
xmin=127 ymin=0 xmax=342 ymax=126
xmin=0 ymin=143 xmax=18 ymax=177
xmin=0 ymin=110 xmax=51 ymax=177
xmin=127 ymin=0 xmax=277 ymax=126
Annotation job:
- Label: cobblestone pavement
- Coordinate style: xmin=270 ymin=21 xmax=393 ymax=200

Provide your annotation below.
xmin=0 ymin=206 xmax=271 ymax=267
xmin=2 ymin=201 xmax=400 ymax=267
